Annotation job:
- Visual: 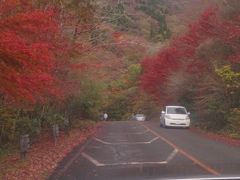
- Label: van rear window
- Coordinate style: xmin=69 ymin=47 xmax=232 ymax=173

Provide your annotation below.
xmin=167 ymin=108 xmax=187 ymax=114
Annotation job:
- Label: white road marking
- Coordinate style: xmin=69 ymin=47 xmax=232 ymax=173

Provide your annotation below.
xmin=109 ymin=129 xmax=149 ymax=135
xmin=166 ymin=149 xmax=178 ymax=163
xmin=81 ymin=152 xmax=105 ymax=166
xmin=127 ymin=129 xmax=150 ymax=135
xmin=102 ymin=161 xmax=167 ymax=166
xmin=94 ymin=136 xmax=159 ymax=145
xmin=81 ymin=123 xmax=180 ymax=168
xmin=81 ymin=152 xmax=167 ymax=167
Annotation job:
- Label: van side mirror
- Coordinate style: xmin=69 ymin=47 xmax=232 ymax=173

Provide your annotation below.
xmin=161 ymin=111 xmax=165 ymax=114
xmin=187 ymin=112 xmax=190 ymax=115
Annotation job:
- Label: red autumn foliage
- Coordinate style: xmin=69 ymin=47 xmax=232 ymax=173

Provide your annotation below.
xmin=140 ymin=47 xmax=181 ymax=102
xmin=69 ymin=63 xmax=88 ymax=70
xmin=0 ymin=0 xmax=70 ymax=104
xmin=140 ymin=7 xmax=240 ymax=102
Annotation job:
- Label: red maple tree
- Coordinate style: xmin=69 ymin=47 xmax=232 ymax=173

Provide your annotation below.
xmin=140 ymin=7 xmax=240 ymax=103
xmin=0 ymin=0 xmax=71 ymax=104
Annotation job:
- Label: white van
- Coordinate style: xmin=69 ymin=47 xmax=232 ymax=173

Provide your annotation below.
xmin=160 ymin=106 xmax=190 ymax=128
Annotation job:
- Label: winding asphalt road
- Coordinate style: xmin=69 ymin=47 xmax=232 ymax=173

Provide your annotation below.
xmin=50 ymin=120 xmax=240 ymax=180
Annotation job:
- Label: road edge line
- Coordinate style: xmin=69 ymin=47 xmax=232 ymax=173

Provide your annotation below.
xmin=141 ymin=123 xmax=220 ymax=176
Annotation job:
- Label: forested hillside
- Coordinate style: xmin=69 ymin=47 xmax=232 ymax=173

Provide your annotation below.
xmin=77 ymin=0 xmax=220 ymax=120
xmin=0 ymin=0 xmax=226 ymax=147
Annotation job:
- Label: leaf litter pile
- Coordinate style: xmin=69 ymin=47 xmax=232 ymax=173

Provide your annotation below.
xmin=1 ymin=123 xmax=101 ymax=180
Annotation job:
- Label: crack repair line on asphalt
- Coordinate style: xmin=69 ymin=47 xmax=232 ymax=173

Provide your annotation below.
xmin=140 ymin=123 xmax=220 ymax=176
xmin=94 ymin=136 xmax=159 ymax=145
xmin=81 ymin=152 xmax=167 ymax=167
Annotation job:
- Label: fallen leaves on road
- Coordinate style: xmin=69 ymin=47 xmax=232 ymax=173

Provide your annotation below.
xmin=1 ymin=123 xmax=101 ymax=180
